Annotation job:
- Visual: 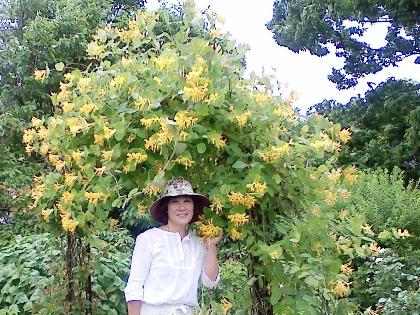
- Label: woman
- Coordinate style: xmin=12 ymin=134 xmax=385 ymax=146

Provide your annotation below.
xmin=124 ymin=178 xmax=222 ymax=315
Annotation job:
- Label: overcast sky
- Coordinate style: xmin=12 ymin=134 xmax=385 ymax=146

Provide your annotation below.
xmin=149 ymin=0 xmax=420 ymax=112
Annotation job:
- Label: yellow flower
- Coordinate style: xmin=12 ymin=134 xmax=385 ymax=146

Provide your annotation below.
xmin=269 ymin=251 xmax=280 ymax=261
xmin=328 ymin=169 xmax=342 ymax=182
xmin=331 ymin=280 xmax=351 ymax=298
xmin=340 ymin=262 xmax=353 ymax=276
xmin=234 ymin=111 xmax=251 ymax=127
xmin=227 ymin=213 xmax=249 ymax=227
xmin=369 ymin=242 xmax=381 ymax=256
xmin=37 ymin=126 xmax=49 ymax=140
xmin=361 ymin=224 xmax=374 ymax=235
xmin=210 ymin=197 xmax=223 ymax=214
xmin=313 ymin=242 xmax=326 ymax=255
xmin=228 ymin=228 xmax=241 ymax=240
xmin=246 ymin=181 xmax=267 ymax=197
xmin=61 ymin=216 xmax=79 ymax=233
xmin=110 ymin=75 xmax=125 ymax=89
xmin=142 ymin=183 xmax=161 ymax=197
xmin=153 ymin=77 xmax=162 ymax=85
xmin=134 ymin=96 xmax=151 ymax=110
xmin=62 ymin=191 xmax=74 ymax=204
xmin=254 ymin=92 xmax=270 ymax=105
xmin=259 ymin=143 xmax=290 ymax=163
xmin=339 ymin=129 xmax=351 ymax=143
xmin=339 ymin=208 xmax=349 ymax=218
xmin=137 ymin=203 xmax=148 ymax=214
xmin=22 ymin=129 xmax=37 ymax=144
xmin=155 ymin=55 xmax=175 ymax=70
xmin=220 ymin=298 xmax=232 ymax=315
xmin=79 ymin=102 xmax=98 ymax=116
xmin=64 ymin=73 xmax=74 ymax=82
xmin=62 ymin=102 xmax=74 ymax=113
xmin=325 ymin=190 xmax=337 ymax=206
xmin=173 ymin=156 xmax=195 ymax=169
xmin=64 ymin=173 xmax=78 ymax=186
xmin=210 ymin=134 xmax=226 ymax=149
xmin=127 ymin=152 xmax=148 ymax=166
xmin=39 ymin=143 xmax=50 ymax=156
xmin=339 ymin=189 xmax=350 ymax=199
xmin=34 ymin=69 xmax=46 ymax=81
xmin=110 ymin=219 xmax=119 ymax=229
xmin=41 ymin=208 xmax=54 ymax=220
xmin=343 ymin=166 xmax=358 ymax=183
xmin=94 ymin=134 xmax=105 ymax=145
xmin=228 ymin=192 xmax=255 ymax=209
xmin=50 ymin=117 xmax=63 ymax=127
xmin=85 ymin=192 xmax=107 ymax=205
xmin=94 ymin=166 xmax=106 ymax=176
xmin=311 ymin=206 xmax=321 ymax=217
xmin=99 ymin=150 xmax=113 ymax=162
xmin=31 ymin=117 xmax=43 ymax=128
xmin=25 ymin=145 xmax=33 ymax=155
xmin=174 ymin=111 xmax=198 ymax=129
xmin=103 ymin=126 xmax=116 ymax=140
xmin=71 ymin=150 xmax=84 ymax=163
xmin=210 ymin=28 xmax=219 ymax=39
xmin=397 ymin=229 xmax=411 ymax=238
xmin=197 ymin=220 xmax=222 ymax=241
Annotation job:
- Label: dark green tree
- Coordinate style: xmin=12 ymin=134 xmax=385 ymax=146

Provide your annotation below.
xmin=307 ymin=78 xmax=420 ymax=180
xmin=267 ymin=0 xmax=420 ymax=89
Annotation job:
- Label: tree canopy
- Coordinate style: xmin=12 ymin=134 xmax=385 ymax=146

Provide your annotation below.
xmin=267 ymin=0 xmax=420 ymax=89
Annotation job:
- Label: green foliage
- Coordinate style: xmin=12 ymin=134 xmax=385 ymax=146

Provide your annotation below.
xmin=0 ymin=229 xmax=133 ymax=315
xmin=307 ymin=79 xmax=420 ymax=180
xmin=267 ymin=0 xmax=420 ymax=89
xmin=339 ymin=168 xmax=419 ymax=250
xmin=352 ymin=249 xmax=420 ymax=312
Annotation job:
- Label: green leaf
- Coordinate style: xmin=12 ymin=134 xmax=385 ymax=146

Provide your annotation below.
xmin=232 ymin=160 xmax=247 ymax=169
xmin=270 ymin=284 xmax=281 ymax=305
xmin=174 ymin=143 xmax=187 ymax=154
xmin=196 ymin=143 xmax=206 ymax=154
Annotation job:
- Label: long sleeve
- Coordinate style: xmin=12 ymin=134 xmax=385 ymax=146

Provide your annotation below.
xmin=124 ymin=233 xmax=153 ymax=301
xmin=200 ymin=245 xmax=220 ymax=289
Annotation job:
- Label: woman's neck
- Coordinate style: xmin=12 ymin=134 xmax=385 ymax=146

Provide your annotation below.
xmin=162 ymin=224 xmax=188 ymax=239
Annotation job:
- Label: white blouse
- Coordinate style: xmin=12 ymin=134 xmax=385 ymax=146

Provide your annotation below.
xmin=124 ymin=227 xmax=219 ymax=306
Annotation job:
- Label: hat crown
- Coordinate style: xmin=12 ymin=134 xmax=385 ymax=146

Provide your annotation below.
xmin=163 ymin=178 xmax=195 ymax=196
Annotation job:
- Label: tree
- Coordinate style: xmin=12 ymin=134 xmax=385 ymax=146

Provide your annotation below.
xmin=22 ymin=4 xmax=380 ymax=314
xmin=307 ymin=78 xmax=420 ymax=180
xmin=267 ymin=0 xmax=420 ymax=89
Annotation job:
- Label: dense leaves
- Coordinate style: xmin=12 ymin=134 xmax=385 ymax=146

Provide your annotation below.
xmin=307 ymin=78 xmax=420 ymax=180
xmin=267 ymin=0 xmax=420 ymax=89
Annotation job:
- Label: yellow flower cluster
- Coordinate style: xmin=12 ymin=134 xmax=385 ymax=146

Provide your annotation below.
xmin=71 ymin=150 xmax=84 ymax=163
xmin=210 ymin=134 xmax=226 ymax=149
xmin=343 ymin=166 xmax=358 ymax=183
xmin=155 ymin=54 xmax=175 ymax=70
xmin=228 ymin=228 xmax=241 ymax=240
xmin=64 ymin=172 xmax=78 ymax=186
xmin=62 ymin=191 xmax=74 ymax=204
xmin=174 ymin=111 xmax=198 ymax=129
xmin=227 ymin=213 xmax=250 ymax=227
xmin=259 ymin=143 xmax=290 ymax=163
xmin=134 ymin=96 xmax=151 ymax=110
xmin=197 ymin=221 xmax=222 ymax=241
xmin=31 ymin=183 xmax=45 ymax=206
xmin=137 ymin=203 xmax=148 ymax=214
xmin=79 ymin=102 xmax=98 ymax=116
xmin=228 ymin=192 xmax=256 ymax=209
xmin=328 ymin=169 xmax=342 ymax=182
xmin=210 ymin=197 xmax=223 ymax=214
xmin=339 ymin=189 xmax=350 ymax=199
xmin=339 ymin=129 xmax=351 ymax=143
xmin=310 ymin=134 xmax=335 ymax=151
xmin=127 ymin=152 xmax=148 ymax=166
xmin=94 ymin=126 xmax=116 ymax=145
xmin=142 ymin=183 xmax=162 ymax=197
xmin=144 ymin=121 xmax=174 ymax=153
xmin=234 ymin=111 xmax=251 ymax=127
xmin=23 ymin=128 xmax=37 ymax=145
xmin=361 ymin=224 xmax=374 ymax=235
xmin=101 ymin=150 xmax=113 ymax=162
xmin=34 ymin=69 xmax=46 ymax=81
xmin=140 ymin=117 xmax=165 ymax=129
xmin=184 ymin=57 xmax=210 ymax=102
xmin=61 ymin=215 xmax=79 ymax=233
xmin=84 ymin=192 xmax=107 ymax=205
xmin=254 ymin=92 xmax=270 ymax=105
xmin=397 ymin=229 xmax=411 ymax=238
xmin=246 ymin=181 xmax=267 ymax=197
xmin=67 ymin=117 xmax=91 ymax=136
xmin=331 ymin=280 xmax=351 ymax=298
xmin=269 ymin=251 xmax=280 ymax=261
xmin=220 ymin=298 xmax=233 ymax=315
xmin=95 ymin=166 xmax=106 ymax=176
xmin=273 ymin=104 xmax=296 ymax=122
xmin=41 ymin=208 xmax=54 ymax=220
xmin=116 ymin=20 xmax=142 ymax=43
xmin=48 ymin=154 xmax=65 ymax=171
xmin=110 ymin=75 xmax=125 ymax=89
xmin=325 ymin=190 xmax=337 ymax=206
xmin=173 ymin=156 xmax=195 ymax=169
xmin=110 ymin=219 xmax=119 ymax=229
xmin=336 ymin=236 xmax=352 ymax=253
xmin=121 ymin=56 xmax=133 ymax=66
xmin=340 ymin=262 xmax=353 ymax=276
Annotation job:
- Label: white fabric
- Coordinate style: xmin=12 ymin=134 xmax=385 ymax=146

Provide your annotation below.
xmin=124 ymin=227 xmax=219 ymax=306
xmin=140 ymin=303 xmax=193 ymax=315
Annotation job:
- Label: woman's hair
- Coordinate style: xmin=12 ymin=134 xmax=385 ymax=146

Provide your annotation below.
xmin=157 ymin=196 xmax=200 ymax=225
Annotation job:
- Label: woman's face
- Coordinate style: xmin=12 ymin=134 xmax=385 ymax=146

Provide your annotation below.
xmin=167 ymin=196 xmax=194 ymax=227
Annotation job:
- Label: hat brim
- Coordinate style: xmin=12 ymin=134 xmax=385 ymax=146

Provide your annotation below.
xmin=149 ymin=194 xmax=211 ymax=224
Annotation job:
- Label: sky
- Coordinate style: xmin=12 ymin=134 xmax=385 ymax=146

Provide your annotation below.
xmin=148 ymin=0 xmax=420 ymax=113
